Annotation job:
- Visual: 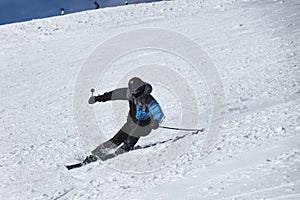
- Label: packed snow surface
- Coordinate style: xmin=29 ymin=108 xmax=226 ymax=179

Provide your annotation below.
xmin=0 ymin=0 xmax=299 ymax=199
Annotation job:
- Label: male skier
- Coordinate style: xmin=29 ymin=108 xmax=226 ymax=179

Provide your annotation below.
xmin=85 ymin=77 xmax=164 ymax=163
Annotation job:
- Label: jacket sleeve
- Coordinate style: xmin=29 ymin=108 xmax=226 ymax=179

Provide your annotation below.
xmin=148 ymin=99 xmax=164 ymax=123
xmin=95 ymin=88 xmax=129 ymax=102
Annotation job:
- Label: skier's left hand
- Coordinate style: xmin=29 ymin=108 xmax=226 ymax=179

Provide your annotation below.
xmin=151 ymin=120 xmax=159 ymax=130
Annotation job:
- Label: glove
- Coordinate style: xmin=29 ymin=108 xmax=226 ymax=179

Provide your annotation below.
xmin=151 ymin=120 xmax=159 ymax=130
xmin=88 ymin=96 xmax=96 ymax=104
xmin=88 ymin=95 xmax=105 ymax=104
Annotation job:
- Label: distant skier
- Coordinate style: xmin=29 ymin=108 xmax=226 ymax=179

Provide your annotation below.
xmin=94 ymin=1 xmax=100 ymax=9
xmin=60 ymin=8 xmax=65 ymax=16
xmin=85 ymin=77 xmax=164 ymax=163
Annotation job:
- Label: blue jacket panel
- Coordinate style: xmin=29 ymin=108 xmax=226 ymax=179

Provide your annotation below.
xmin=135 ymin=99 xmax=164 ymax=122
xmin=98 ymin=85 xmax=164 ymax=125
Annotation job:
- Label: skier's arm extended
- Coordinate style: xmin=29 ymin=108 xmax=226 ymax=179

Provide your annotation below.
xmin=90 ymin=88 xmax=128 ymax=103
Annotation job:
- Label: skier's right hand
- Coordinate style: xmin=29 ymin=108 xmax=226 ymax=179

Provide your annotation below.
xmin=88 ymin=96 xmax=96 ymax=104
xmin=89 ymin=95 xmax=106 ymax=104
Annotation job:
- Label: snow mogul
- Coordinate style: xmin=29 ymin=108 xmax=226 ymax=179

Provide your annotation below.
xmin=85 ymin=77 xmax=164 ymax=163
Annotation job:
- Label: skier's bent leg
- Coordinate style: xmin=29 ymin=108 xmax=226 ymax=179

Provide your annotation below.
xmin=109 ymin=129 xmax=130 ymax=146
xmin=114 ymin=135 xmax=140 ymax=155
xmin=96 ymin=135 xmax=140 ymax=161
xmin=92 ymin=129 xmax=130 ymax=157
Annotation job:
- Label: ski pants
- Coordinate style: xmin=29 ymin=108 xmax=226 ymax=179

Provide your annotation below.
xmin=92 ymin=121 xmax=152 ymax=158
xmin=110 ymin=120 xmax=152 ymax=150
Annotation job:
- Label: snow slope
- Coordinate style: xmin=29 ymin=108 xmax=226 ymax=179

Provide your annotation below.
xmin=0 ymin=0 xmax=299 ymax=199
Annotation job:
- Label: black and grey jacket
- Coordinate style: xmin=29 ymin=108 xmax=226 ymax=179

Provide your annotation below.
xmin=95 ymin=83 xmax=164 ymax=126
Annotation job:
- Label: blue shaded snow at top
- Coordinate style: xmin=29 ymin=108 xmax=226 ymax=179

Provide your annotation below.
xmin=0 ymin=0 xmax=162 ymax=25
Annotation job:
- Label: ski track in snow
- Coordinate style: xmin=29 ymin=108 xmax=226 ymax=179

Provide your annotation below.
xmin=0 ymin=0 xmax=299 ymax=199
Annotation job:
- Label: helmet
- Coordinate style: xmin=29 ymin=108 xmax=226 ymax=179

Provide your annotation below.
xmin=128 ymin=77 xmax=144 ymax=91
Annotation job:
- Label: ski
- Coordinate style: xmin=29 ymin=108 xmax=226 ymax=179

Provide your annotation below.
xmin=66 ymin=128 xmax=205 ymax=170
xmin=65 ymin=162 xmax=84 ymax=170
xmin=134 ymin=128 xmax=205 ymax=150
xmin=65 ymin=155 xmax=97 ymax=170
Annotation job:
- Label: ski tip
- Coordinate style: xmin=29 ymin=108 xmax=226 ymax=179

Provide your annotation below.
xmin=65 ymin=165 xmax=73 ymax=170
xmin=65 ymin=163 xmax=83 ymax=170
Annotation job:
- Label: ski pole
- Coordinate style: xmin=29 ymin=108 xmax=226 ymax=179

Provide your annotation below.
xmin=159 ymin=126 xmax=205 ymax=132
xmin=91 ymin=88 xmax=95 ymax=97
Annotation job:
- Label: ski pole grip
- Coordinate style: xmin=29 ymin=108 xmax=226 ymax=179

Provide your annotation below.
xmin=91 ymin=88 xmax=95 ymax=97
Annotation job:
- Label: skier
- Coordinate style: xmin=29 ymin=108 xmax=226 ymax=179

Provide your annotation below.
xmin=94 ymin=1 xmax=100 ymax=9
xmin=85 ymin=77 xmax=164 ymax=163
xmin=60 ymin=8 xmax=64 ymax=16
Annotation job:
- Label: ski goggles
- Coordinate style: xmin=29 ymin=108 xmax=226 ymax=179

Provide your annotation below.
xmin=131 ymin=88 xmax=140 ymax=93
